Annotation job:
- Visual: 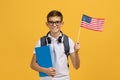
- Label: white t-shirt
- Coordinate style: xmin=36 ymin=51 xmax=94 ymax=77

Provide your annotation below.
xmin=34 ymin=33 xmax=75 ymax=80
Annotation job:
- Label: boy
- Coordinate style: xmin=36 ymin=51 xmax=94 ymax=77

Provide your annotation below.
xmin=30 ymin=10 xmax=80 ymax=80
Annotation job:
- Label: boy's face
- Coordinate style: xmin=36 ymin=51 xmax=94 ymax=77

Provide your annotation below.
xmin=46 ymin=16 xmax=63 ymax=34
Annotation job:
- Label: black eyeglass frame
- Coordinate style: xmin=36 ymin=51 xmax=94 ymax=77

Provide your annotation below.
xmin=48 ymin=21 xmax=62 ymax=26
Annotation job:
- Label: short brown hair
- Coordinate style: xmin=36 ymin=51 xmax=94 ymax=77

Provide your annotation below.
xmin=47 ymin=10 xmax=63 ymax=22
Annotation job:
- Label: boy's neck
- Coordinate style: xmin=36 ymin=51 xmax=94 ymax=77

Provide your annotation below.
xmin=50 ymin=31 xmax=60 ymax=39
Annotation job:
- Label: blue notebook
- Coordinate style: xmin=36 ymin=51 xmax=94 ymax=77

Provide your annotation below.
xmin=35 ymin=45 xmax=53 ymax=77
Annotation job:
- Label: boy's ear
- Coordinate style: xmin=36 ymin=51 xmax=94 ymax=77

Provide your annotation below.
xmin=46 ymin=22 xmax=48 ymax=26
xmin=61 ymin=21 xmax=64 ymax=25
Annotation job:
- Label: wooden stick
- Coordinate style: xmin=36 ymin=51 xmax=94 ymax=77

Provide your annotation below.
xmin=77 ymin=27 xmax=81 ymax=42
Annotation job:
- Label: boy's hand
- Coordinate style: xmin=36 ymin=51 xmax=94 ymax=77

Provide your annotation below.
xmin=74 ymin=42 xmax=80 ymax=53
xmin=44 ymin=67 xmax=56 ymax=77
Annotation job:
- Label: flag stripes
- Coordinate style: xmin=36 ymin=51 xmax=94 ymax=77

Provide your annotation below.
xmin=81 ymin=15 xmax=105 ymax=32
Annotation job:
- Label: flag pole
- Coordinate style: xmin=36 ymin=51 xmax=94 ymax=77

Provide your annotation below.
xmin=77 ymin=26 xmax=81 ymax=42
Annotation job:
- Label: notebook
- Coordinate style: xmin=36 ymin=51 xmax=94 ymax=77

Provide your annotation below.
xmin=35 ymin=45 xmax=53 ymax=77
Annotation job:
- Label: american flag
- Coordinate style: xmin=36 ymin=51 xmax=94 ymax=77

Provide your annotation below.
xmin=81 ymin=14 xmax=105 ymax=32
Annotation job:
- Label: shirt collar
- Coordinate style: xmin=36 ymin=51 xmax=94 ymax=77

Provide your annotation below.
xmin=48 ymin=32 xmax=63 ymax=42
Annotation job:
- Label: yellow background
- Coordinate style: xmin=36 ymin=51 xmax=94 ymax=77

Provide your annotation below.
xmin=0 ymin=0 xmax=120 ymax=80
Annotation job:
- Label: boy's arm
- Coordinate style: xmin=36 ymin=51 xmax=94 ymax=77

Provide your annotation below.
xmin=30 ymin=54 xmax=56 ymax=76
xmin=70 ymin=42 xmax=80 ymax=69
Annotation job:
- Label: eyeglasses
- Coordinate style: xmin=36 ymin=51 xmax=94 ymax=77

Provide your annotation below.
xmin=48 ymin=21 xmax=62 ymax=26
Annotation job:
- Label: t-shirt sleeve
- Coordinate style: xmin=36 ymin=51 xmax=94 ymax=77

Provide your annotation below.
xmin=33 ymin=40 xmax=41 ymax=54
xmin=68 ymin=38 xmax=75 ymax=54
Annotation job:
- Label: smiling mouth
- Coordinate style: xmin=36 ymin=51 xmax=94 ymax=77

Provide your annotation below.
xmin=52 ymin=26 xmax=58 ymax=30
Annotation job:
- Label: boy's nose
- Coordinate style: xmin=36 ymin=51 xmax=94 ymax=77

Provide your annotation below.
xmin=53 ymin=23 xmax=57 ymax=26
